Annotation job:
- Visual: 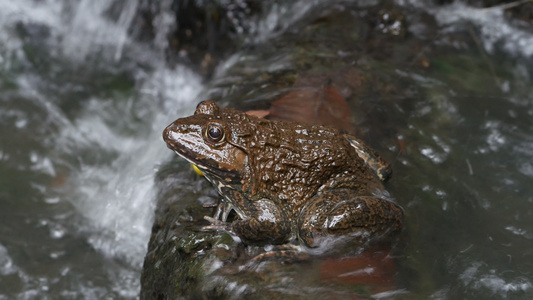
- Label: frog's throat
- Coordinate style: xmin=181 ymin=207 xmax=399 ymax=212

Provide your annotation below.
xmin=173 ymin=150 xmax=241 ymax=183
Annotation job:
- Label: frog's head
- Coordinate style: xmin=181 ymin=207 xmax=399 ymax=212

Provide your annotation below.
xmin=163 ymin=101 xmax=247 ymax=184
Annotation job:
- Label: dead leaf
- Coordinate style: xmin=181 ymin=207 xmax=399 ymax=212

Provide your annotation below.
xmin=270 ymin=84 xmax=355 ymax=133
xmin=245 ymin=110 xmax=270 ymax=119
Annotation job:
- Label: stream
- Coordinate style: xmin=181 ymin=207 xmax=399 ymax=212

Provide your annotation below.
xmin=1 ymin=0 xmax=533 ymax=299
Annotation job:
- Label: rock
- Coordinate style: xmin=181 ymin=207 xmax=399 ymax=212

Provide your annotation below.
xmin=141 ymin=1 xmax=436 ymax=299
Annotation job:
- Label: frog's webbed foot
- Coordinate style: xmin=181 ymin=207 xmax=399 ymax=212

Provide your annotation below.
xmin=211 ymin=201 xmax=234 ymax=222
xmin=202 ymin=216 xmax=233 ymax=232
xmin=245 ymin=244 xmax=310 ymax=268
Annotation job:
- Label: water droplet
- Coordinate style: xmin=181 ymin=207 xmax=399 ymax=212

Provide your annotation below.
xmin=44 ymin=197 xmax=61 ymax=204
xmin=50 ymin=224 xmax=66 ymax=239
xmin=15 ymin=118 xmax=28 ymax=128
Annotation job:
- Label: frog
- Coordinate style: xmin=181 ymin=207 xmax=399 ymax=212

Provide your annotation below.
xmin=163 ymin=100 xmax=403 ymax=250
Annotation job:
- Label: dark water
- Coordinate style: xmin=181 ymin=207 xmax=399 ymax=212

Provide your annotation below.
xmin=1 ymin=0 xmax=532 ymax=299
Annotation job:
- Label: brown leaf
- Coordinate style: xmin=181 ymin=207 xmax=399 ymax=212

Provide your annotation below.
xmin=319 ymin=245 xmax=396 ymax=292
xmin=269 ymin=85 xmax=355 ymax=134
xmin=245 ymin=109 xmax=270 ymax=119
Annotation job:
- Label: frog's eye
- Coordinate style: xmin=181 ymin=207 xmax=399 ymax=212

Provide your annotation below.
xmin=205 ymin=123 xmax=225 ymax=144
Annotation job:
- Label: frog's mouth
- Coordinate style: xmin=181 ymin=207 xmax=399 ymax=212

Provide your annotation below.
xmin=169 ymin=145 xmax=241 ymax=184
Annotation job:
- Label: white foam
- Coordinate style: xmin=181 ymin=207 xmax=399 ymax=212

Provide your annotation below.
xmin=61 ymin=0 xmax=139 ymax=62
xmin=0 ymin=244 xmax=17 ymax=276
xmin=399 ymin=1 xmax=533 ymax=58
xmin=0 ymin=2 xmax=203 ymax=296
xmin=461 ymin=261 xmax=532 ymax=296
xmin=436 ymin=3 xmax=533 ymax=57
xmin=0 ymin=0 xmax=140 ymax=64
xmin=59 ymin=65 xmax=202 ymax=267
xmin=249 ymin=1 xmax=313 ymax=43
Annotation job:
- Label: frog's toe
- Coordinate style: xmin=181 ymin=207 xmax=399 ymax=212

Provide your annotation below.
xmin=202 ymin=216 xmax=232 ymax=232
xmin=244 ymin=248 xmax=310 ymax=269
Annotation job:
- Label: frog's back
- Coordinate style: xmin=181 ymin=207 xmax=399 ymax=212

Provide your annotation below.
xmin=219 ymin=107 xmax=379 ymax=212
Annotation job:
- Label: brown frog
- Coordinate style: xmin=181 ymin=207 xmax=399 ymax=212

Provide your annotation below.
xmin=163 ymin=100 xmax=402 ymax=250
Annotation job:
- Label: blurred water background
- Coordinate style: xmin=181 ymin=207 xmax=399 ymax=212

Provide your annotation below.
xmin=0 ymin=0 xmax=532 ymax=299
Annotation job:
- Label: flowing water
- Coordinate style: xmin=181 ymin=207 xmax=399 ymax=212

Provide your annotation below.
xmin=0 ymin=0 xmax=202 ymax=298
xmin=0 ymin=0 xmax=532 ymax=299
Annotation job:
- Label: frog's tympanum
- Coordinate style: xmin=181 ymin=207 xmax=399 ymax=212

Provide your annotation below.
xmin=163 ymin=100 xmax=402 ymax=251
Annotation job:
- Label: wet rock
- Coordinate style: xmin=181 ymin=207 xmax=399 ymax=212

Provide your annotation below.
xmin=141 ymin=0 xmax=516 ymax=298
xmin=141 ymin=2 xmax=419 ymax=298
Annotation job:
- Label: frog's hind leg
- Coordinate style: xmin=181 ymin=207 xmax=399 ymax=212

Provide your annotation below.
xmin=297 ymin=189 xmax=403 ymax=249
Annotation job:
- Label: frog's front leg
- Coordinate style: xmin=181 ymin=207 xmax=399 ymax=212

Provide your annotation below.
xmin=297 ymin=189 xmax=403 ymax=248
xmin=205 ymin=198 xmax=292 ymax=246
xmin=212 ymin=199 xmax=234 ymax=222
xmin=232 ymin=199 xmax=292 ymax=245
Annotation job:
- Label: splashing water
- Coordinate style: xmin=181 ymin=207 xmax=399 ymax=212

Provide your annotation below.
xmin=399 ymin=0 xmax=533 ymax=58
xmin=0 ymin=0 xmax=202 ymax=298
xmin=2 ymin=0 xmax=533 ymax=299
xmin=59 ymin=66 xmax=202 ymax=267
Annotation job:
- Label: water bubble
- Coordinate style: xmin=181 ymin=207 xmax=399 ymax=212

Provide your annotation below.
xmin=44 ymin=197 xmax=60 ymax=204
xmin=436 ymin=190 xmax=446 ymax=197
xmin=420 ymin=146 xmax=447 ymax=164
xmin=0 ymin=150 xmax=7 ymax=161
xmin=15 ymin=118 xmax=28 ymax=128
xmin=519 ymin=163 xmax=533 ymax=178
xmin=0 ymin=244 xmax=17 ymax=276
xmin=482 ymin=121 xmax=507 ymax=152
xmin=50 ymin=251 xmax=65 ymax=259
xmin=505 ymin=226 xmax=532 ymax=239
xmin=476 ymin=274 xmax=532 ymax=296
xmin=421 ymin=185 xmax=432 ymax=192
xmin=50 ymin=224 xmax=66 ymax=239
xmin=501 ymin=80 xmax=510 ymax=93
